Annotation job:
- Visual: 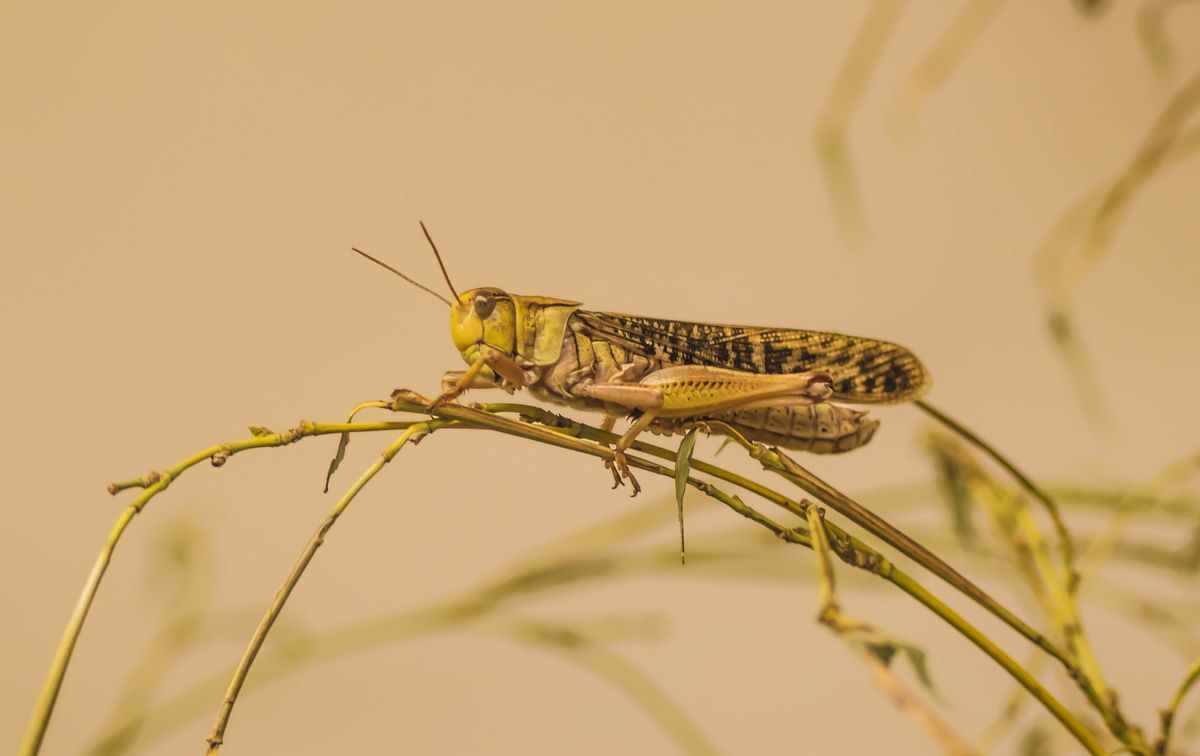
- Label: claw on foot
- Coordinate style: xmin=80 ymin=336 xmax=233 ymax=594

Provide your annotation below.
xmin=427 ymin=390 xmax=461 ymax=412
xmin=604 ymin=458 xmax=624 ymax=489
xmin=610 ymin=450 xmax=642 ymax=497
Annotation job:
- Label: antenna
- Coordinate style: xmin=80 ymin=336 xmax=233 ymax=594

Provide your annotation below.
xmin=350 ymin=247 xmax=453 ymax=307
xmin=419 ymin=220 xmax=460 ymax=302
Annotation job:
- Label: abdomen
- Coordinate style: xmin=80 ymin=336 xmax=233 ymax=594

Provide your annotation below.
xmin=652 ymin=404 xmax=879 ymax=454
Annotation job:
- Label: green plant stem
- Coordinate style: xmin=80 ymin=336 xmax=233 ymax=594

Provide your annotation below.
xmin=479 ymin=615 xmax=723 ymax=756
xmin=916 ymin=399 xmax=1077 ymax=591
xmin=884 ymin=566 xmax=1104 ymax=754
xmin=756 ymin=436 xmax=1124 ymax=747
xmin=486 ymin=401 xmax=1055 ymax=659
xmin=691 ymin=469 xmax=1100 ymax=753
xmin=93 ymin=521 xmax=745 ymax=756
xmin=925 ymin=432 xmax=1141 ymax=749
xmin=1157 ymin=655 xmax=1200 ymax=754
xmin=889 ymin=0 xmax=1005 ymax=136
xmin=484 ymin=402 xmax=1073 ymax=657
xmin=702 ymin=454 xmax=1101 ymax=753
xmin=18 ymin=418 xmax=424 ymax=756
xmin=423 ymin=398 xmax=1102 ymax=754
xmin=804 ymin=505 xmax=976 ymax=756
xmin=205 ymin=410 xmax=767 ymax=752
xmin=204 ymin=422 xmax=442 ymax=753
xmin=34 ymin=396 xmax=1105 ymax=756
xmin=595 ymin=411 xmax=1089 ymax=691
xmin=1013 ymin=498 xmax=1136 ymax=746
xmin=814 ymin=0 xmax=908 ymax=246
xmin=806 ymin=506 xmax=841 ymax=621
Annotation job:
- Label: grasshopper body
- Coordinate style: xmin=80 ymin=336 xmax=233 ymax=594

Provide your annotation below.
xmin=439 ymin=287 xmax=928 ymax=493
xmin=352 ymin=229 xmax=927 ymax=493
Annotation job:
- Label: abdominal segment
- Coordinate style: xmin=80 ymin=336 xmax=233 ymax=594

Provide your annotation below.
xmin=650 ymin=403 xmax=879 ymax=454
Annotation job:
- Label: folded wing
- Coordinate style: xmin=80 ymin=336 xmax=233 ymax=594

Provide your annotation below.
xmin=574 ymin=310 xmax=929 ymax=404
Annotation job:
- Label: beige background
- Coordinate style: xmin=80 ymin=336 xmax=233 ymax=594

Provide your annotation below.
xmin=4 ymin=2 xmax=1199 ymax=754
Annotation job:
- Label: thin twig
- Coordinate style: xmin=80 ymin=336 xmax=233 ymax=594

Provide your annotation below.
xmin=92 ymin=519 xmax=217 ymax=755
xmin=804 ymin=505 xmax=976 ymax=755
xmin=1033 ymin=75 xmax=1200 ymax=424
xmin=975 ymin=653 xmax=1045 ymax=752
xmin=1079 ymin=69 xmax=1200 ymax=272
xmin=18 ymin=418 xmax=422 ymax=756
xmin=695 ymin=417 xmax=1080 ymax=675
xmin=94 ymin=530 xmax=760 ymax=755
xmin=917 ymin=400 xmax=1077 ymax=591
xmin=448 ymin=399 xmax=1103 ymax=753
xmin=1137 ymin=0 xmax=1200 ymax=77
xmin=861 ymin=651 xmax=977 ymax=755
xmin=815 ymin=0 xmax=908 ymax=246
xmin=204 ymin=421 xmax=443 ymax=753
xmin=489 ymin=403 xmax=1070 ymax=673
xmin=1156 ymin=655 xmax=1200 ymax=754
xmin=40 ymin=397 xmax=1106 ymax=755
xmin=924 ymin=432 xmax=1141 ymax=748
xmin=1081 ymin=451 xmax=1200 ymax=575
xmin=484 ymin=615 xmax=722 ymax=756
xmin=890 ymin=0 xmax=1008 ymax=135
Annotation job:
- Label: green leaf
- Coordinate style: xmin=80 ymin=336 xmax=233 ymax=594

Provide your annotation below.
xmin=863 ymin=636 xmax=941 ymax=701
xmin=248 ymin=425 xmax=274 ymax=438
xmin=674 ymin=429 xmax=698 ymax=565
xmin=864 ymin=641 xmax=897 ymax=666
xmin=323 ymin=432 xmax=352 ymax=494
xmin=896 ymin=643 xmax=939 ymax=699
xmin=928 ymin=447 xmax=977 ymax=543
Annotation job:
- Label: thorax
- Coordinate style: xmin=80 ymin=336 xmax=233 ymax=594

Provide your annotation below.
xmin=525 ymin=316 xmax=661 ymax=414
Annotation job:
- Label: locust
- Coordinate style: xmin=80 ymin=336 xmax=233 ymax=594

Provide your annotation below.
xmin=355 ymin=224 xmax=930 ymax=494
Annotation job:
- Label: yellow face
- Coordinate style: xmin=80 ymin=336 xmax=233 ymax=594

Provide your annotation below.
xmin=450 ymin=287 xmax=517 ymax=370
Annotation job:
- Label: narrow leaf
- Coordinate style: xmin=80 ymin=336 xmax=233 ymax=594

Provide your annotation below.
xmin=896 ymin=644 xmax=939 ymax=699
xmin=248 ymin=425 xmax=274 ymax=438
xmin=323 ymin=432 xmax=352 ymax=494
xmin=864 ymin=641 xmax=898 ymax=666
xmin=863 ymin=636 xmax=941 ymax=701
xmin=674 ymin=429 xmax=698 ymax=565
xmin=925 ymin=437 xmax=977 ymax=543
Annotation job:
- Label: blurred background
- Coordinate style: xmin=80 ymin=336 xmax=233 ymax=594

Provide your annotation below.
xmin=3 ymin=2 xmax=1199 ymax=753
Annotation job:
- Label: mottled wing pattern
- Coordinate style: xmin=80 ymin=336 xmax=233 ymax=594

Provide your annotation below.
xmin=574 ymin=310 xmax=929 ymax=404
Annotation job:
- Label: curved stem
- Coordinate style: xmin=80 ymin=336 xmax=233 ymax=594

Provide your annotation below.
xmin=917 ymin=400 xmax=1077 ymax=591
xmin=18 ymin=418 xmax=418 ymax=756
xmin=204 ymin=422 xmax=441 ymax=753
xmin=814 ymin=0 xmax=908 ymax=246
xmin=438 ymin=399 xmax=1102 ymax=753
xmin=34 ymin=396 xmax=1106 ymax=756
xmin=885 ymin=567 xmax=1103 ymax=754
xmin=1157 ymin=655 xmax=1200 ymax=754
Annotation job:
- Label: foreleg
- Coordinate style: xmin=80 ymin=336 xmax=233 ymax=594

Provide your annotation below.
xmin=432 ymin=346 xmax=542 ymax=408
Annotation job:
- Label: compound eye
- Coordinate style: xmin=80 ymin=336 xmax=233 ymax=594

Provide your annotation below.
xmin=473 ymin=292 xmax=496 ymax=318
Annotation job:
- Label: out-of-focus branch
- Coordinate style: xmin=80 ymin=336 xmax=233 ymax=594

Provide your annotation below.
xmin=889 ymin=0 xmax=1008 ymax=136
xmin=805 ymin=505 xmax=976 ymax=755
xmin=815 ymin=0 xmax=908 ymax=247
xmin=1137 ymin=0 xmax=1200 ymax=76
